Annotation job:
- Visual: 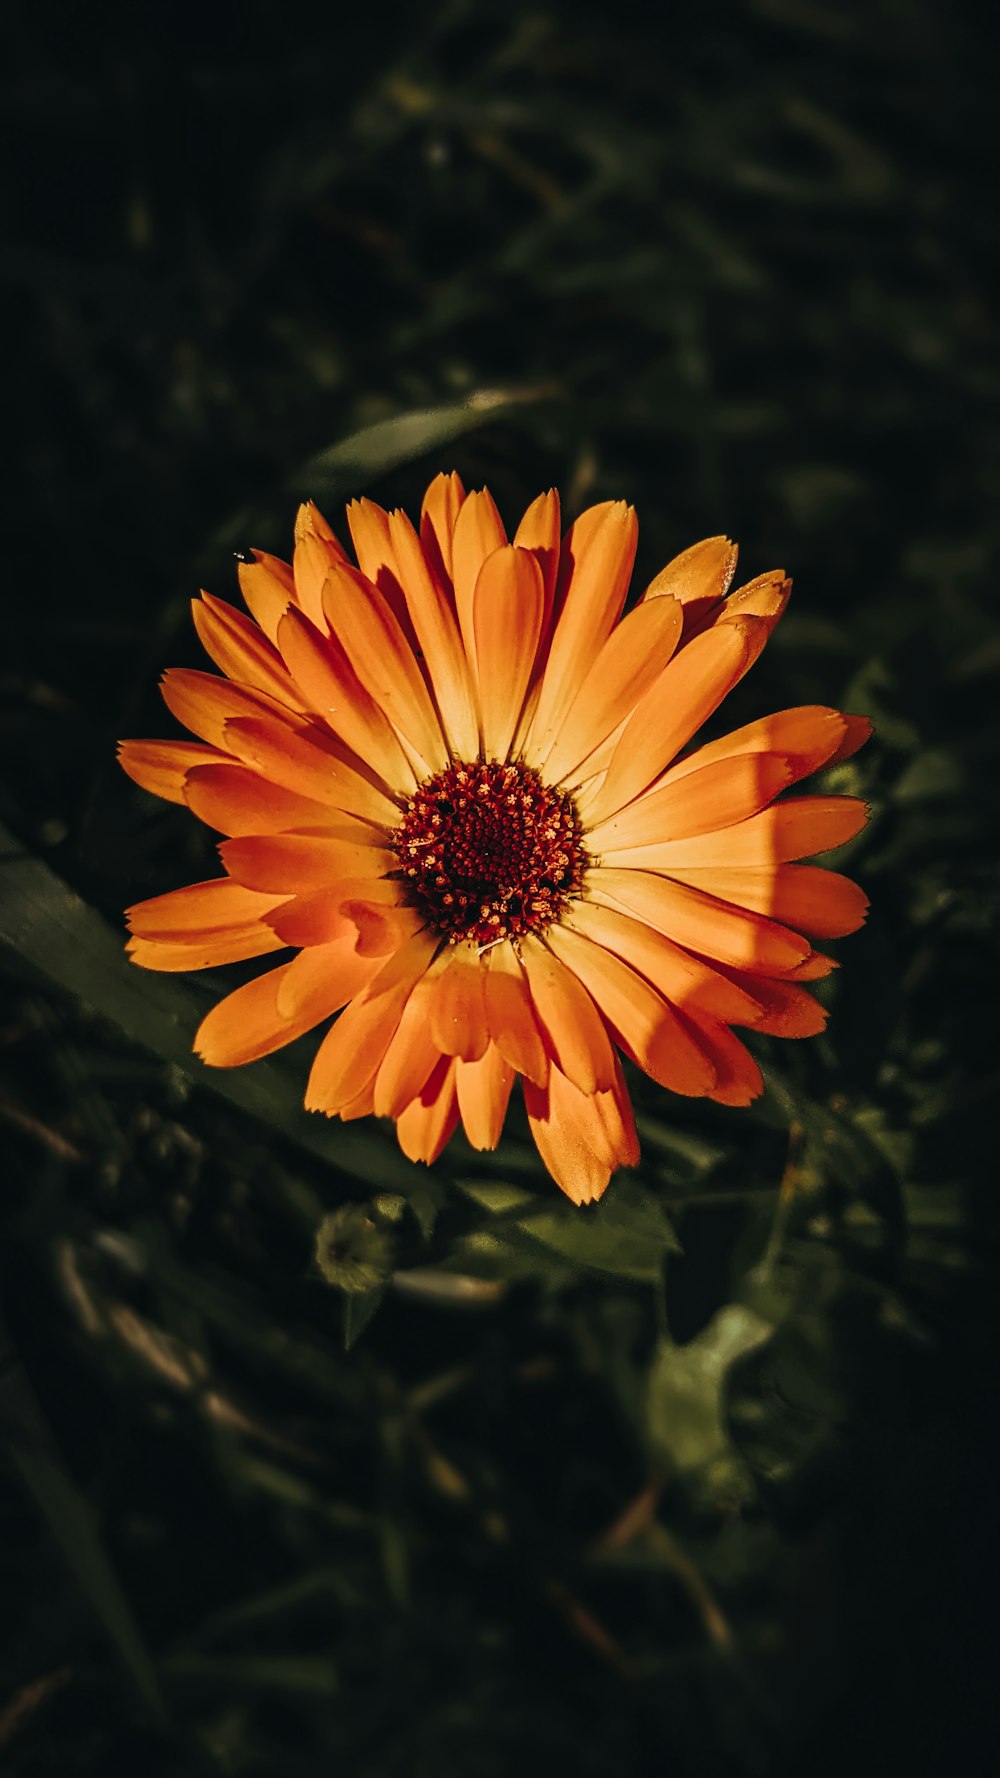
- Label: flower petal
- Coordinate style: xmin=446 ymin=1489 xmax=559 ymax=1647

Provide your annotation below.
xmin=183 ymin=763 xmax=341 ymax=835
xmin=656 ymin=706 xmax=849 ymax=789
xmin=641 ymin=534 xmax=739 ymax=614
xmin=513 ymin=488 xmax=561 ymax=638
xmin=275 ymin=936 xmax=380 ymax=1020
xmin=482 ymin=940 xmax=549 ymax=1086
xmin=541 ymin=595 xmax=684 ymax=784
xmin=420 ymin=470 xmax=467 ymax=586
xmin=581 ymin=619 xmax=755 ymax=826
xmin=118 ymin=739 xmax=229 ymax=805
xmin=127 ymin=928 xmax=284 ymax=971
xmin=219 ymin=827 xmax=393 ymax=892
xmin=396 ymin=1055 xmax=460 ymax=1165
xmin=664 ymin=864 xmax=870 ymax=938
xmin=221 ymin=716 xmax=400 ymax=825
xmin=588 ymin=755 xmax=791 ymax=853
xmin=305 ymin=930 xmax=438 ymax=1114
xmin=127 ymin=877 xmax=286 ymax=938
xmin=525 ymin=500 xmax=638 ymax=763
xmin=452 ymin=488 xmax=507 ymax=668
xmin=473 ymin=546 xmax=545 ymax=760
xmin=678 ymin=1011 xmax=764 ymax=1106
xmin=563 ymin=901 xmax=764 ymax=1024
xmin=586 ymin=867 xmax=811 ymax=974
xmin=160 ymin=667 xmax=300 ymax=749
xmin=322 ymin=561 xmax=448 ymax=773
xmin=523 ymin=1057 xmax=638 ymax=1205
xmin=276 ymin=607 xmax=416 ymax=793
xmin=520 ymin=933 xmax=616 ymax=1093
xmin=599 ymin=796 xmax=869 ymax=870
xmin=192 ymin=594 xmax=307 ymax=708
xmin=544 ymin=923 xmax=716 ymax=1096
xmin=195 ymin=958 xmax=344 ymax=1068
xmin=293 ymin=504 xmax=348 ymax=629
xmin=373 ymin=972 xmax=442 ymax=1117
xmin=237 ymin=553 xmax=296 ymax=645
xmin=456 ymin=1044 xmax=515 ymax=1150
xmin=387 ymin=508 xmax=480 ymax=757
xmin=426 ymin=942 xmax=489 ymax=1060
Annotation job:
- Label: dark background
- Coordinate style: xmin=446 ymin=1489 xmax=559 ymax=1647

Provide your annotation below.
xmin=2 ymin=2 xmax=998 ymax=1774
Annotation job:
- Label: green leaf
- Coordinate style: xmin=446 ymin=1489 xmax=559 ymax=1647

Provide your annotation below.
xmin=207 ymin=387 xmax=549 ymax=556
xmin=164 ymin=1652 xmax=339 ymax=1698
xmin=455 ymin=1175 xmax=679 ymax=1284
xmin=0 ymin=821 xmax=421 ymax=1191
xmin=646 ymin=1305 xmax=773 ymax=1486
xmin=2 ymin=1328 xmax=168 ymax=1724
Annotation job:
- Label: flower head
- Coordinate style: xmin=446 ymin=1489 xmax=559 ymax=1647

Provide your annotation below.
xmin=120 ymin=476 xmax=870 ymax=1203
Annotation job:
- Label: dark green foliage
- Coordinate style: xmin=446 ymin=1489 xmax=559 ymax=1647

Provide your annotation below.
xmin=2 ymin=2 xmax=998 ymax=1772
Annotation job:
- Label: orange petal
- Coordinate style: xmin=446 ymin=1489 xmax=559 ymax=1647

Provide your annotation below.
xmin=305 ymin=931 xmax=438 ymax=1114
xmin=127 ymin=928 xmax=284 ymax=971
xmin=160 ymin=667 xmax=300 ymax=749
xmin=265 ymin=891 xmax=355 ymax=949
xmin=118 ymin=739 xmax=229 ymax=805
xmin=600 ymin=796 xmax=869 ymax=871
xmin=322 ymin=561 xmax=447 ymax=773
xmin=473 ymin=546 xmax=545 ymax=760
xmin=339 ymin=891 xmax=422 ymax=958
xmin=451 ymin=488 xmax=507 ymax=668
xmin=586 ymin=867 xmax=811 ymax=974
xmin=387 ymin=508 xmax=479 ymax=757
xmin=183 ymin=763 xmax=341 ymax=835
xmin=523 ymin=1057 xmax=638 ymax=1204
xmin=720 ymin=570 xmax=790 ymax=625
xmin=642 ymin=534 xmax=738 ymax=606
xmin=127 ymin=877 xmax=286 ymax=938
xmin=195 ymin=959 xmax=341 ymax=1068
xmin=666 ymin=864 xmax=869 ymax=939
xmin=588 ymin=755 xmax=791 ymax=853
xmin=563 ymin=901 xmax=764 ymax=1024
xmin=395 ymin=1055 xmax=459 ymax=1165
xmin=276 ymin=607 xmax=416 ymax=793
xmin=275 ymin=936 xmax=380 ymax=1019
xmin=656 ymin=706 xmax=848 ymax=790
xmin=456 ymin=1044 xmax=515 ymax=1150
xmin=192 ymin=595 xmax=307 ymax=708
xmin=293 ymin=502 xmax=348 ymax=628
xmin=723 ymin=974 xmax=827 ymax=1037
xmin=545 ymin=923 xmax=716 ymax=1097
xmin=219 ymin=827 xmax=394 ymax=892
xmin=373 ymin=972 xmax=442 ymax=1118
xmin=525 ymin=501 xmax=638 ymax=762
xmin=483 ymin=940 xmax=549 ymax=1086
xmin=581 ymin=620 xmax=754 ymax=826
xmin=221 ymin=716 xmax=400 ymax=826
xmin=513 ymin=488 xmax=561 ymax=640
xmin=541 ymin=595 xmax=683 ymax=783
xmin=426 ymin=942 xmax=489 ymax=1061
xmin=825 ymin=712 xmax=873 ymax=767
xmin=678 ymin=1011 xmax=764 ymax=1107
xmin=420 ymin=470 xmax=467 ymax=586
xmin=520 ymin=933 xmax=616 ymax=1093
xmin=237 ymin=553 xmax=296 ymax=645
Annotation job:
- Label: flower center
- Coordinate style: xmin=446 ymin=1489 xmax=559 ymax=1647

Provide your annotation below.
xmin=392 ymin=760 xmax=585 ymax=946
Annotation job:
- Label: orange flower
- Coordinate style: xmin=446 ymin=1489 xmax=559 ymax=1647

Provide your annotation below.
xmin=120 ymin=477 xmax=870 ymax=1203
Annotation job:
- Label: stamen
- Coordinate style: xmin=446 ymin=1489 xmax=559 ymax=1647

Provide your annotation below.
xmin=392 ymin=760 xmax=585 ymax=945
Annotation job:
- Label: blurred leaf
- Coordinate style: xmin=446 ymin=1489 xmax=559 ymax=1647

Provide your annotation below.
xmin=0 ymin=821 xmax=425 ymax=1191
xmin=2 ymin=1329 xmax=168 ymax=1724
xmin=646 ymin=1305 xmax=773 ymax=1489
xmin=165 ymin=1652 xmax=339 ymax=1697
xmin=457 ymin=1175 xmax=680 ymax=1283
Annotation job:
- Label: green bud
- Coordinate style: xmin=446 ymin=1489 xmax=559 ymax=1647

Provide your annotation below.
xmin=314 ymin=1206 xmax=395 ymax=1294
